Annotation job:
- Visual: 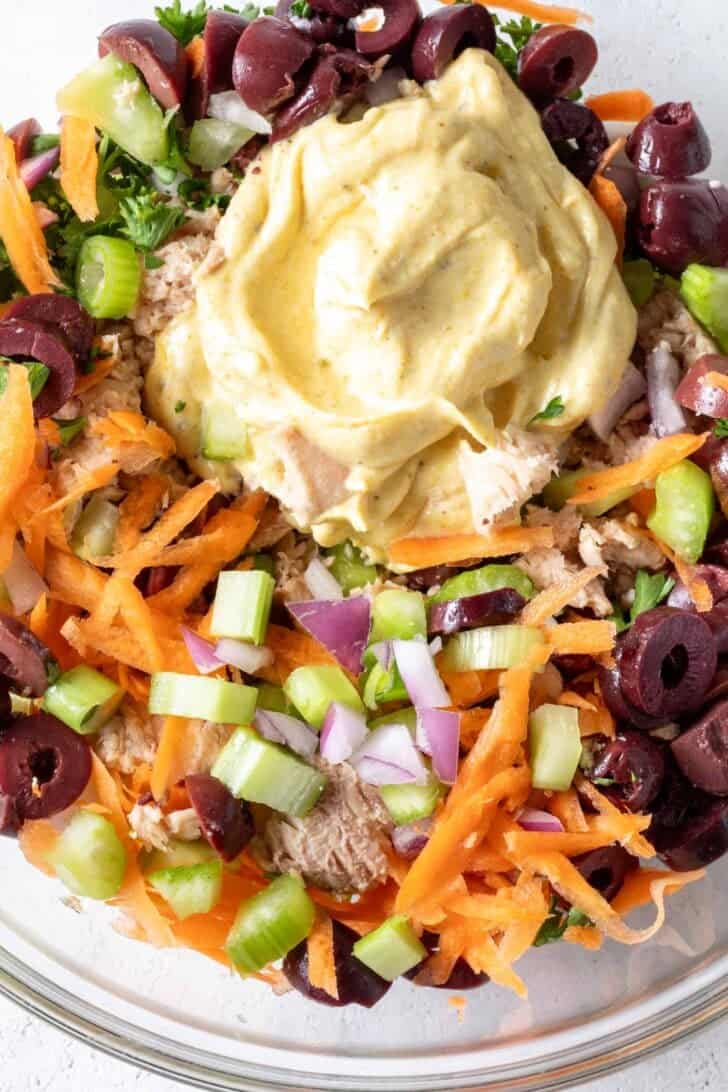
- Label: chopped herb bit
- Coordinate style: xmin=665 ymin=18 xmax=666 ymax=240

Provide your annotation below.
xmin=530 ymin=395 xmax=565 ymax=425
xmin=289 ymin=0 xmax=312 ymax=14
xmin=493 ymin=14 xmax=542 ymax=82
xmin=53 ymin=416 xmax=88 ymax=446
xmin=174 ymin=400 xmax=187 ymax=413
xmin=0 ymin=360 xmax=50 ymax=400
xmin=534 ymin=898 xmax=592 ymax=947
xmin=145 ymin=254 xmax=164 ymax=270
xmin=630 ymin=570 xmax=675 ymax=623
xmin=30 ymin=134 xmax=60 ymax=155
xmin=119 ymin=192 xmax=186 ymax=253
xmin=177 ymin=177 xmax=232 ymax=212
xmin=591 ymin=777 xmax=617 ymax=788
xmin=155 ymin=0 xmax=209 ymax=45
xmin=714 ymin=418 xmax=728 ymax=439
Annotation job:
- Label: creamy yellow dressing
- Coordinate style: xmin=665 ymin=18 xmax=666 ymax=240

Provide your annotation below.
xmin=146 ymin=50 xmax=636 ymax=563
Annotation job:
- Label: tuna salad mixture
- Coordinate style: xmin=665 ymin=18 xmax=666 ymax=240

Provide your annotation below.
xmin=1 ymin=0 xmax=728 ymax=1008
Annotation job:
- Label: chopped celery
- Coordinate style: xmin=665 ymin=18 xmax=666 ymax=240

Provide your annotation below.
xmin=543 ymin=469 xmax=636 ymax=519
xmin=210 ymin=570 xmax=274 ymax=646
xmin=70 ymin=494 xmax=120 ymax=561
xmin=325 ymin=541 xmax=378 ymax=594
xmin=429 ymin=564 xmax=534 ymax=605
xmin=225 ymin=873 xmax=316 ymax=975
xmin=142 ymin=838 xmax=216 ymax=873
xmin=148 ymin=859 xmax=223 ymax=920
xmin=200 ymin=401 xmax=249 ymax=461
xmin=149 ymin=673 xmax=258 ymax=724
xmin=647 ymin=460 xmax=714 ymax=564
xmin=622 ymin=258 xmax=657 ymax=309
xmin=283 ymin=665 xmax=363 ymax=729
xmin=188 ymin=119 xmax=254 ymax=171
xmin=369 ymin=706 xmax=418 ymax=733
xmin=43 ymin=665 xmax=124 ymax=735
xmin=57 ymin=54 xmax=169 ymax=166
xmin=77 ymin=235 xmax=141 ymax=319
xmin=681 ymin=264 xmax=728 ymax=351
xmin=380 ymin=773 xmax=443 ymax=824
xmin=441 ymin=625 xmax=544 ymax=672
xmin=0 ymin=361 xmax=49 ymax=401
xmin=529 ymin=704 xmax=582 ymax=791
xmin=256 ymin=682 xmax=295 ymax=715
xmin=352 ymin=915 xmax=426 ymax=981
xmin=369 ymin=589 xmax=427 ymax=643
xmin=50 ymin=811 xmax=127 ymax=901
xmin=362 ymin=660 xmax=408 ymax=710
xmin=211 ymin=727 xmax=327 ymax=816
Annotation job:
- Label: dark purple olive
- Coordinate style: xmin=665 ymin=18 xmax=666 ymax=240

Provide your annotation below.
xmin=405 ymin=931 xmax=488 ymax=990
xmin=704 ymin=668 xmax=728 ymax=707
xmin=275 ymin=0 xmax=350 ymax=45
xmin=626 ymin=101 xmax=711 ymax=180
xmin=410 ymin=4 xmax=495 ymax=83
xmin=405 ymin=565 xmax=460 ymax=592
xmin=603 ymin=162 xmax=641 ymax=215
xmin=99 ymin=19 xmax=189 ymax=110
xmin=648 ymin=754 xmax=706 ymax=854
xmin=309 ymin=0 xmax=363 ymax=18
xmin=618 ymin=607 xmax=717 ymax=719
xmin=0 ymin=678 xmax=11 ymax=723
xmin=355 ymin=0 xmax=420 ymax=58
xmin=7 ymin=118 xmax=41 ymax=163
xmin=284 ymin=920 xmax=391 ymax=1007
xmin=0 ymin=714 xmax=92 ymax=823
xmin=540 ymin=98 xmax=609 ymax=186
xmin=272 ymin=48 xmax=373 ymax=142
xmin=638 ymin=179 xmax=728 ymax=275
xmin=554 ymin=653 xmax=595 ymax=679
xmin=186 ymin=773 xmax=254 ymax=861
xmin=428 ymin=588 xmax=525 ymax=637
xmin=702 ymin=600 xmax=728 ymax=654
xmin=711 ymin=446 xmax=728 ymax=520
xmin=0 ymin=318 xmax=77 ymax=420
xmin=573 ymin=846 xmax=639 ymax=902
xmin=660 ymin=797 xmax=728 ymax=871
xmin=589 ymin=728 xmax=666 ymax=813
xmin=0 ymin=615 xmax=56 ymax=698
xmin=0 ymin=792 xmax=21 ymax=836
xmin=233 ymin=17 xmax=315 ymax=115
xmin=230 ymin=134 xmax=268 ymax=173
xmin=186 ymin=9 xmax=249 ymax=120
xmin=5 ymin=294 xmax=95 ymax=368
xmin=672 ymin=699 xmax=728 ymax=795
xmin=518 ymin=25 xmax=597 ymax=102
xmin=598 ymin=652 xmax=663 ymax=731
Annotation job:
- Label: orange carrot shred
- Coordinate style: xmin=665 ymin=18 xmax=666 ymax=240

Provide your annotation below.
xmin=0 ymin=128 xmax=59 ymax=294
xmin=568 ymin=434 xmax=707 ymax=505
xmin=60 ymin=115 xmax=99 ymax=222
xmin=116 ymin=473 xmax=169 ymax=553
xmin=90 ymin=411 xmax=176 ymax=459
xmin=589 ymin=174 xmax=627 ymax=265
xmin=389 ymin=526 xmax=554 ymax=568
xmin=650 ymin=535 xmax=714 ymax=613
xmin=18 ymin=820 xmax=59 ymax=877
xmin=307 ymin=914 xmax=339 ymax=999
xmin=630 ymin=488 xmax=656 ymax=521
xmin=186 ymin=36 xmax=206 ymax=77
xmin=546 ymin=620 xmax=616 ymax=656
xmin=40 ymin=463 xmax=120 ymax=515
xmin=438 ymin=668 xmax=500 ymax=710
xmin=586 ymin=89 xmax=655 ymax=122
xmin=467 ymin=0 xmax=589 ymax=24
xmin=74 ymin=351 xmax=117 ymax=394
xmin=549 ymin=789 xmax=589 ymax=833
xmin=0 ymin=366 xmax=36 ymax=569
xmin=113 ymin=479 xmax=219 ymax=579
xmin=521 ymin=566 xmax=604 ymax=626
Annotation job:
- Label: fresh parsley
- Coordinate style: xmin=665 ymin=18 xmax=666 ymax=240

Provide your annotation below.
xmin=534 ymin=900 xmax=592 ymax=947
xmin=0 ymin=360 xmax=50 ymax=400
xmin=289 ymin=0 xmax=312 ymax=15
xmin=530 ymin=395 xmax=565 ymax=426
xmin=493 ymin=14 xmax=542 ymax=82
xmin=155 ymin=0 xmax=209 ymax=45
xmin=119 ymin=193 xmax=186 ymax=253
xmin=53 ymin=416 xmax=87 ymax=446
xmin=174 ymin=400 xmax=187 ymax=413
xmin=714 ymin=418 xmax=728 ymax=439
xmin=630 ymin=570 xmax=675 ymax=623
xmin=177 ymin=177 xmax=232 ymax=212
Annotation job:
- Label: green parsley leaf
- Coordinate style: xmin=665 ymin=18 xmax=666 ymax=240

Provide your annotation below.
xmin=177 ymin=177 xmax=232 ymax=212
xmin=534 ymin=899 xmax=592 ymax=947
xmin=155 ymin=0 xmax=209 ymax=45
xmin=119 ymin=193 xmax=186 ymax=252
xmin=591 ymin=777 xmax=617 ymax=788
xmin=0 ymin=360 xmax=50 ymax=400
xmin=607 ymin=605 xmax=630 ymax=635
xmin=630 ymin=570 xmax=675 ymax=624
xmin=174 ymin=400 xmax=187 ymax=413
xmin=289 ymin=0 xmax=312 ymax=14
xmin=145 ymin=254 xmax=164 ymax=270
xmin=493 ymin=15 xmax=541 ymax=81
xmin=30 ymin=134 xmax=60 ymax=155
xmin=714 ymin=418 xmax=728 ymax=439
xmin=53 ymin=416 xmax=87 ymax=446
xmin=530 ymin=395 xmax=565 ymax=426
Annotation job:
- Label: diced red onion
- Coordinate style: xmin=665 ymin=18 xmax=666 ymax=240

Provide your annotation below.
xmin=215 ymin=637 xmax=273 ymax=675
xmin=517 ymin=807 xmax=565 ymax=833
xmin=354 ymin=756 xmax=419 ymax=786
xmin=391 ymin=817 xmax=433 ymax=860
xmin=255 ymin=709 xmax=319 ymax=760
xmin=647 ymin=345 xmax=688 ymax=438
xmin=392 ymin=638 xmax=450 ymax=709
xmin=364 ymin=64 xmax=405 ymax=106
xmin=33 ymin=202 xmax=58 ymax=229
xmin=320 ymin=701 xmax=368 ymax=764
xmin=416 ymin=708 xmax=460 ymax=784
xmin=588 ymin=361 xmax=647 ymax=441
xmin=181 ymin=626 xmax=222 ymax=675
xmin=2 ymin=541 xmax=48 ymax=615
xmin=19 ymin=147 xmax=60 ymax=191
xmin=288 ymin=596 xmax=370 ymax=675
xmin=208 ymin=90 xmax=272 ymax=134
xmin=352 ymin=721 xmax=428 ymax=785
xmin=304 ymin=556 xmax=343 ymax=601
xmin=428 ymin=636 xmax=443 ymax=656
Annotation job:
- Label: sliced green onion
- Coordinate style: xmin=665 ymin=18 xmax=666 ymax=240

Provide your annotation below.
xmin=149 ymin=672 xmax=258 ymax=725
xmin=50 ymin=811 xmax=127 ymax=901
xmin=210 ymin=570 xmax=275 ymax=646
xmin=188 ymin=119 xmax=254 ymax=172
xmin=148 ymin=859 xmax=223 ymax=920
xmin=141 ymin=838 xmax=216 ymax=874
xmin=225 ymin=873 xmax=315 ymax=975
xmin=681 ymin=263 xmax=728 ymax=351
xmin=440 ymin=625 xmax=544 ymax=672
xmin=380 ymin=773 xmax=443 ymax=825
xmin=77 ymin=235 xmax=141 ymax=320
xmin=352 ymin=915 xmax=426 ymax=981
xmin=369 ymin=589 xmax=427 ymax=643
xmin=429 ymin=564 xmax=534 ymax=605
xmin=622 ymin=258 xmax=657 ymax=309
xmin=200 ymin=400 xmax=249 ymax=461
xmin=543 ymin=469 xmax=636 ymax=519
xmin=528 ymin=704 xmax=582 ymax=791
xmin=324 ymin=541 xmax=378 ymax=594
xmin=0 ymin=361 xmax=49 ymax=401
xmin=43 ymin=665 xmax=124 ymax=735
xmin=283 ymin=665 xmax=364 ymax=730
xmin=70 ymin=494 xmax=120 ymax=561
xmin=647 ymin=459 xmax=715 ymax=564
xmin=211 ymin=726 xmax=327 ymax=816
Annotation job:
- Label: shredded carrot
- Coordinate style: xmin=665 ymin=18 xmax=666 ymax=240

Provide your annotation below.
xmin=467 ymin=0 xmax=589 ymax=24
xmin=111 ymin=479 xmax=219 ymax=579
xmin=611 ymin=866 xmax=704 ymax=917
xmin=630 ymin=488 xmax=656 ymax=521
xmin=650 ymin=535 xmax=714 ymax=613
xmin=62 ymin=614 xmax=194 ymax=676
xmin=504 ymin=816 xmax=651 ymax=859
xmin=90 ymin=411 xmax=176 ymax=460
xmin=549 ymin=789 xmax=588 ymax=834
xmin=258 ymin=623 xmax=339 ymax=685
xmin=186 ymin=35 xmax=206 ymax=78
xmin=115 ymin=473 xmax=169 ymax=553
xmin=576 ymin=777 xmax=654 ymax=858
xmin=439 ymin=668 xmax=501 ymax=710
xmin=307 ymin=914 xmax=339 ymax=999
xmin=589 ymin=174 xmax=627 ymax=264
xmin=29 ymin=594 xmax=81 ymax=670
xmin=586 ymin=89 xmax=655 ymax=122
xmin=547 ymin=620 xmax=616 ymax=656
xmin=0 ymin=366 xmax=36 ymax=569
xmin=60 ymin=115 xmax=99 ymax=222
xmin=107 ymin=574 xmax=165 ymax=673
xmin=389 ymin=526 xmax=554 ymax=568
xmin=704 ymin=370 xmax=728 ymax=394
xmin=149 ymin=716 xmax=228 ymax=803
xmin=18 ymin=819 xmax=59 ymax=877
xmin=0 ymin=127 xmax=59 ymax=294
xmin=579 ymin=705 xmax=616 ymax=738
xmin=459 ymin=707 xmax=493 ymax=752
xmin=564 ymin=925 xmax=603 ymax=950
xmin=558 ymin=690 xmax=597 ymax=712
xmin=521 ymin=567 xmax=604 ymax=626
xmin=39 ymin=462 xmax=119 ymax=515
xmin=74 ymin=351 xmax=117 ymax=394
xmin=567 ymin=433 xmax=707 ymax=505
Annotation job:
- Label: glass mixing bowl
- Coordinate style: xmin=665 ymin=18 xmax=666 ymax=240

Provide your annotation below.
xmin=1 ymin=1 xmax=727 ymax=1088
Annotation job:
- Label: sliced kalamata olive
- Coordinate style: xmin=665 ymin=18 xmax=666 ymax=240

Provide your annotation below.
xmin=405 ymin=931 xmax=488 ymax=990
xmin=573 ymin=846 xmax=639 ymax=902
xmin=598 ymin=652 xmax=663 ymax=731
xmin=233 ymin=17 xmax=315 ymax=115
xmin=704 ymin=668 xmax=728 ymax=707
xmin=355 ymin=0 xmax=420 ymax=58
xmin=410 ymin=4 xmax=496 ymax=84
xmin=310 ymin=0 xmax=363 ymax=18
xmin=711 ymin=446 xmax=728 ymax=520
xmin=284 ymin=920 xmax=392 ymax=1007
xmin=618 ymin=607 xmax=717 ymax=719
xmin=428 ymin=588 xmax=525 ymax=637
xmin=272 ymin=48 xmax=373 ymax=142
xmin=186 ymin=773 xmax=254 ymax=861
xmin=0 ymin=792 xmax=21 ymax=836
xmin=0 ymin=714 xmax=92 ymax=823
xmin=626 ymin=102 xmax=711 ymax=180
xmin=672 ymin=699 xmax=728 ymax=795
xmin=186 ymin=9 xmax=249 ymax=120
xmin=275 ymin=0 xmax=351 ymax=45
xmin=648 ymin=754 xmax=706 ymax=854
xmin=638 ymin=179 xmax=728 ymax=275
xmin=660 ymin=797 xmax=728 ymax=871
xmin=405 ymin=565 xmax=460 ymax=592
xmin=99 ymin=19 xmax=189 ymax=110
xmin=702 ymin=600 xmax=728 ymax=655
xmin=7 ymin=118 xmax=41 ymax=162
xmin=589 ymin=728 xmax=666 ymax=813
xmin=0 ymin=615 xmax=55 ymax=697
xmin=554 ymin=653 xmax=596 ymax=679
xmin=676 ymin=355 xmax=728 ymax=418
xmin=603 ymin=162 xmax=641 ymax=215
xmin=518 ymin=25 xmax=597 ymax=102
xmin=0 ymin=318 xmax=77 ymax=420
xmin=5 ymin=294 xmax=95 ymax=368
xmin=540 ymin=98 xmax=609 ymax=186
xmin=0 ymin=678 xmax=11 ymax=723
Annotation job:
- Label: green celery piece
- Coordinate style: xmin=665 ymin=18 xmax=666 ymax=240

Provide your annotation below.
xmin=149 ymin=672 xmax=258 ymax=724
xmin=681 ymin=264 xmax=728 ymax=351
xmin=212 ymin=727 xmax=327 ymax=816
xmin=225 ymin=873 xmax=315 ymax=974
xmin=57 ymin=54 xmax=170 ymax=166
xmin=283 ymin=665 xmax=363 ymax=729
xmin=352 ymin=915 xmax=427 ymax=981
xmin=622 ymin=259 xmax=657 ymax=309
xmin=256 ymin=682 xmax=295 ymax=715
xmin=429 ymin=564 xmax=534 ymax=605
xmin=70 ymin=495 xmax=120 ymax=561
xmin=148 ymin=859 xmax=223 ymax=920
xmin=50 ymin=811 xmax=127 ymax=900
xmin=43 ymin=665 xmax=124 ymax=735
xmin=542 ymin=469 xmax=636 ymax=519
xmin=325 ymin=541 xmax=377 ymax=594
xmin=142 ymin=838 xmax=216 ymax=873
xmin=76 ymin=235 xmax=141 ymax=320
xmin=362 ymin=660 xmax=408 ymax=710
xmin=440 ymin=625 xmax=544 ymax=672
xmin=380 ymin=774 xmax=444 ymax=824
xmin=210 ymin=570 xmax=274 ymax=646
xmin=369 ymin=589 xmax=426 ymax=642
xmin=647 ymin=460 xmax=714 ymax=564
xmin=188 ymin=119 xmax=254 ymax=171
xmin=369 ymin=707 xmax=418 ymax=733
xmin=200 ymin=400 xmax=249 ymax=461
xmin=0 ymin=361 xmax=49 ymax=400
xmin=528 ymin=704 xmax=582 ymax=791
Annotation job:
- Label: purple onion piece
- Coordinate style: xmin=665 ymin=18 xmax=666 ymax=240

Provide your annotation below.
xmin=19 ymin=148 xmax=60 ymax=191
xmin=7 ymin=118 xmax=41 ymax=163
xmin=287 ymin=595 xmax=370 ymax=675
xmin=391 ymin=817 xmax=432 ymax=859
